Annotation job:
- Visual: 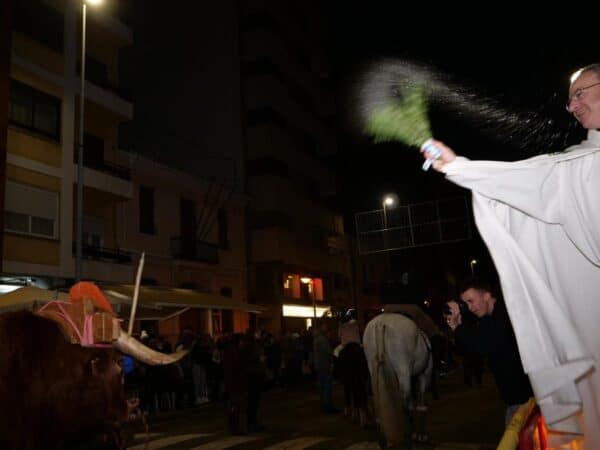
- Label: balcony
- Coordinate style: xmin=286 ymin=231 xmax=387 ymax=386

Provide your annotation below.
xmin=78 ymin=56 xmax=133 ymax=102
xmin=171 ymin=237 xmax=219 ymax=264
xmin=74 ymin=151 xmax=130 ymax=181
xmin=72 ymin=242 xmax=132 ymax=264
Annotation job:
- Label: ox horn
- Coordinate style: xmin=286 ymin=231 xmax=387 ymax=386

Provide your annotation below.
xmin=114 ymin=329 xmax=188 ymax=366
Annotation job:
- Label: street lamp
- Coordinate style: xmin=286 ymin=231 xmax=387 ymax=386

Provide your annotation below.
xmin=382 ymin=194 xmax=398 ymax=229
xmin=76 ymin=0 xmax=102 ymax=281
xmin=470 ymin=259 xmax=478 ymax=276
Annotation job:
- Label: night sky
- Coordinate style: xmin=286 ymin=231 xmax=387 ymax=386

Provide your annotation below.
xmin=326 ymin=6 xmax=595 ymax=212
xmin=321 ymin=6 xmax=598 ymax=293
xmin=124 ymin=3 xmax=598 ymax=296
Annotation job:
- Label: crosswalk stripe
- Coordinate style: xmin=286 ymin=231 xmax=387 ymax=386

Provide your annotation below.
xmin=435 ymin=444 xmax=488 ymax=449
xmin=132 ymin=432 xmax=163 ymax=440
xmin=128 ymin=433 xmax=212 ymax=450
xmin=189 ymin=435 xmax=263 ymax=449
xmin=263 ymin=436 xmax=332 ymax=449
xmin=344 ymin=442 xmax=380 ymax=450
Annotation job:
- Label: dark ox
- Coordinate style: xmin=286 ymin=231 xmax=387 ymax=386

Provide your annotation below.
xmin=0 ymin=310 xmax=182 ymax=450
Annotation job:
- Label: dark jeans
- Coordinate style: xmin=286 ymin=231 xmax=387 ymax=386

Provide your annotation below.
xmin=339 ymin=343 xmax=368 ymax=409
xmin=318 ymin=370 xmax=334 ymax=410
xmin=246 ymin=373 xmax=263 ymax=427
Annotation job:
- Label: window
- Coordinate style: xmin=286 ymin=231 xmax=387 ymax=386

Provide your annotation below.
xmin=220 ymin=286 xmax=233 ymax=298
xmin=13 ymin=0 xmax=64 ymax=53
xmin=85 ymin=56 xmax=109 ymax=89
xmin=139 ymin=186 xmax=155 ymax=234
xmin=83 ymin=216 xmax=104 ymax=248
xmin=83 ymin=134 xmax=104 ymax=168
xmin=283 ymin=274 xmax=300 ymax=298
xmin=218 ymin=209 xmax=229 ymax=249
xmin=9 ymin=80 xmax=61 ymax=140
xmin=221 ymin=309 xmax=233 ymax=333
xmin=4 ymin=181 xmax=58 ymax=238
xmin=283 ymin=274 xmax=324 ymax=301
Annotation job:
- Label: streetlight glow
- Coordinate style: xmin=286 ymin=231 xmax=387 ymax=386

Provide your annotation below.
xmin=470 ymin=259 xmax=478 ymax=276
xmin=382 ymin=193 xmax=398 ymax=207
xmin=381 ymin=193 xmax=398 ymax=231
xmin=86 ymin=0 xmax=103 ymax=5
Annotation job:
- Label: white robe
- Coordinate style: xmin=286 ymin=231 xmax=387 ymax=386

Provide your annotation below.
xmin=442 ymin=129 xmax=600 ymax=449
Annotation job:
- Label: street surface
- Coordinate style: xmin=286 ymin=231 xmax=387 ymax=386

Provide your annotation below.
xmin=127 ymin=365 xmax=505 ymax=450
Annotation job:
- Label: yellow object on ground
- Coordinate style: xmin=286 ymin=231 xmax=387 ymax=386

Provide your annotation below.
xmin=497 ymin=397 xmax=537 ymax=450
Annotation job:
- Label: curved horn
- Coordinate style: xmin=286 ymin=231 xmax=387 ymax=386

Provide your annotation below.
xmin=114 ymin=330 xmax=188 ymax=366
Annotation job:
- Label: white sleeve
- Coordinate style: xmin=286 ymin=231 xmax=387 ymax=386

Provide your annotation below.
xmin=442 ymin=156 xmax=561 ymax=224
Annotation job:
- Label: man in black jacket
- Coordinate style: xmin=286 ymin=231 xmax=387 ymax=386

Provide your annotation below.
xmin=444 ymin=278 xmax=533 ymax=425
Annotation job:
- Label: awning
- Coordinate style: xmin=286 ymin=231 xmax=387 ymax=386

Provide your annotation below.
xmin=0 ymin=286 xmax=69 ymax=312
xmin=0 ymin=285 xmax=266 ymax=321
xmin=100 ymin=284 xmax=266 ymax=318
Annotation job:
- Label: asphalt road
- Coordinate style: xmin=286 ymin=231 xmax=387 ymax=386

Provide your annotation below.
xmin=126 ymin=365 xmax=505 ymax=450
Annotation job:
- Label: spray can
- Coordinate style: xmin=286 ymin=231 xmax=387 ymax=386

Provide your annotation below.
xmin=420 ymin=138 xmax=442 ymax=171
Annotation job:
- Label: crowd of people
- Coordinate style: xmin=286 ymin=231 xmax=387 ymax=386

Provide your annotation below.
xmin=122 ymin=324 xmax=358 ymax=434
xmin=120 ymin=306 xmax=478 ymax=437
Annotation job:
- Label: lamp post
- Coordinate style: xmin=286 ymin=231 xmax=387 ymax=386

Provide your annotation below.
xmin=382 ymin=194 xmax=398 ymax=275
xmin=382 ymin=194 xmax=397 ymax=229
xmin=470 ymin=259 xmax=478 ymax=276
xmin=75 ymin=0 xmax=102 ymax=281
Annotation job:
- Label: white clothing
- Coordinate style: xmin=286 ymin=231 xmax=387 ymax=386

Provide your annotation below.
xmin=442 ymin=129 xmax=600 ymax=449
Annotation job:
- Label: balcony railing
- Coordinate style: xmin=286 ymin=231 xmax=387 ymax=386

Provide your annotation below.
xmin=74 ymin=151 xmax=131 ymax=181
xmin=72 ymin=243 xmax=132 ymax=264
xmin=171 ymin=237 xmax=219 ymax=264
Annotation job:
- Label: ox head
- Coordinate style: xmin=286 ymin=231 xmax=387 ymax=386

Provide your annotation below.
xmin=35 ymin=286 xmax=188 ymax=367
xmin=0 ymin=311 xmax=143 ymax=449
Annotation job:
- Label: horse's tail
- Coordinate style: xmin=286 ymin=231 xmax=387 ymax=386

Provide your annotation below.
xmin=372 ymin=322 xmax=404 ymax=446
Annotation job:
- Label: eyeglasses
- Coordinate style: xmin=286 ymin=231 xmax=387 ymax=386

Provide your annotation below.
xmin=566 ymin=81 xmax=600 ymax=111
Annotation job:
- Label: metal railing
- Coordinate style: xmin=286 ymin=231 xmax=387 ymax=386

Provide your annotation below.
xmin=71 ymin=243 xmax=132 ymax=264
xmin=170 ymin=237 xmax=219 ymax=264
xmin=355 ymin=197 xmax=472 ymax=254
xmin=74 ymin=152 xmax=131 ymax=180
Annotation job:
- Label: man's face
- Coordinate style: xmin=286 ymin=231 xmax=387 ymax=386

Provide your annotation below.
xmin=567 ymin=70 xmax=600 ymax=129
xmin=460 ymin=288 xmax=493 ymax=318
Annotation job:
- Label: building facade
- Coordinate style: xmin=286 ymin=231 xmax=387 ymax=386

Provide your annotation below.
xmin=6 ymin=0 xmax=133 ymax=285
xmin=3 ymin=0 xmax=250 ymax=344
xmin=238 ymin=0 xmax=353 ymax=335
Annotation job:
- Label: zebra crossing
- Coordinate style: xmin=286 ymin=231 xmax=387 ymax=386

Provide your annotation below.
xmin=128 ymin=431 xmax=493 ymax=450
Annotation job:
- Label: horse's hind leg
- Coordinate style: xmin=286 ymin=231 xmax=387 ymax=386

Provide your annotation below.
xmin=412 ymin=372 xmax=430 ymax=444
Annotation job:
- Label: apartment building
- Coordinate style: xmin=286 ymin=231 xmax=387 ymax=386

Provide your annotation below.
xmin=115 ymin=151 xmax=252 ymax=337
xmin=3 ymin=0 xmax=253 ymax=342
xmin=238 ymin=0 xmax=353 ymax=334
xmin=6 ymin=0 xmax=133 ymax=286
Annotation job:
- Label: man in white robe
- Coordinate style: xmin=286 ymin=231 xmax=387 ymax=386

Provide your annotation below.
xmin=422 ymin=64 xmax=600 ymax=449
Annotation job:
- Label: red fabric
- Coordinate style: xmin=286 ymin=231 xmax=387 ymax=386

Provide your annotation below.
xmin=70 ymin=282 xmax=114 ymax=314
xmin=518 ymin=406 xmax=548 ymax=450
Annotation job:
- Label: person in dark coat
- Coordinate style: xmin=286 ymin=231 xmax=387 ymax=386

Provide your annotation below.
xmin=313 ymin=321 xmax=338 ymax=413
xmin=445 ymin=278 xmax=533 ymax=425
xmin=222 ymin=334 xmax=247 ymax=435
xmin=241 ymin=329 xmax=267 ymax=433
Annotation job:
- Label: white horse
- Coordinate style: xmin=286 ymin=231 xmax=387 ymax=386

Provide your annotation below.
xmin=363 ymin=313 xmax=433 ymax=449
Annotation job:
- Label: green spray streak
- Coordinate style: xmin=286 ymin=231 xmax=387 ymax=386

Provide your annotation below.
xmin=365 ymin=85 xmax=431 ymax=147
